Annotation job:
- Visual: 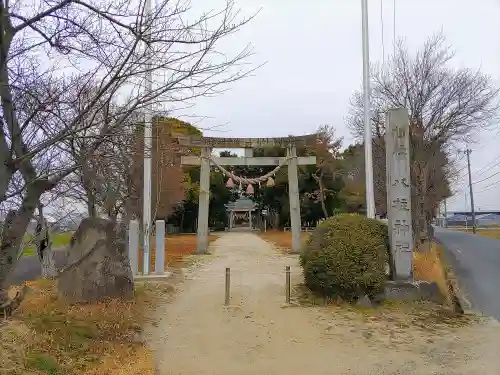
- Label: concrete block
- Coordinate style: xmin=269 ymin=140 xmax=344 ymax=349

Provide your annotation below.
xmin=380 ymin=280 xmax=444 ymax=303
xmin=418 ymin=280 xmax=445 ymax=303
xmin=134 ymin=272 xmax=173 ymax=282
xmin=383 ymin=280 xmax=420 ymax=301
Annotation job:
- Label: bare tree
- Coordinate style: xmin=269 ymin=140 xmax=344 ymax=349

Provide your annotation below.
xmin=62 ymin=106 xmax=144 ymax=220
xmin=307 ymin=125 xmax=343 ymax=218
xmin=63 ymin=113 xmax=189 ymax=222
xmin=0 ymin=0 xmax=257 ymax=304
xmin=347 ymin=34 xmax=498 ymax=247
xmin=339 ymin=143 xmax=386 ymax=214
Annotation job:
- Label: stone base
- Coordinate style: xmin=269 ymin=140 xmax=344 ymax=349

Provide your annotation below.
xmin=134 ymin=272 xmax=173 ymax=282
xmin=377 ymin=280 xmax=444 ymax=304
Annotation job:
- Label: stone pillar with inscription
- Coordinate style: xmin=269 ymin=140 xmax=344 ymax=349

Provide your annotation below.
xmin=196 ymin=146 xmax=211 ymax=253
xmin=385 ymin=108 xmax=413 ymax=280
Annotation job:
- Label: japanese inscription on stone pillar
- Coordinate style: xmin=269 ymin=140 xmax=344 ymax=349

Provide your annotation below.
xmin=385 ymin=108 xmax=413 ymax=279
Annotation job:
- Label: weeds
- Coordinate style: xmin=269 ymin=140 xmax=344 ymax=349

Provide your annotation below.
xmin=1 ymin=279 xmax=170 ymax=375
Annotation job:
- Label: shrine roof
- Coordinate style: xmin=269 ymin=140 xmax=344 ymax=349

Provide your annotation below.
xmin=225 ymin=197 xmax=258 ymax=211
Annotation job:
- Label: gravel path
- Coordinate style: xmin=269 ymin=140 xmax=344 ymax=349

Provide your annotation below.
xmin=145 ymin=232 xmax=500 ymax=375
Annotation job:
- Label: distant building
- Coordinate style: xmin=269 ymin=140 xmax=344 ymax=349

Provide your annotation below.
xmin=476 ymin=213 xmax=500 ymax=226
xmin=445 ymin=213 xmax=500 ymax=227
xmin=446 ymin=214 xmax=473 ymax=227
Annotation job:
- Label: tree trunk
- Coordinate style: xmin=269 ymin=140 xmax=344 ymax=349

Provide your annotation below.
xmin=87 ymin=196 xmax=97 ymax=217
xmin=318 ymin=175 xmax=328 ymax=219
xmin=35 ymin=205 xmax=57 ymax=278
xmin=180 ymin=210 xmax=185 ymax=232
xmin=81 ymin=164 xmax=98 ymax=217
xmin=313 ymin=169 xmax=328 ymax=219
xmin=41 ymin=243 xmax=57 ymax=278
xmin=0 ymin=187 xmax=44 ymax=304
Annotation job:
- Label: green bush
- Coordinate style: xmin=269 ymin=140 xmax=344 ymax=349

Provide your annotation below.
xmin=300 ymin=213 xmax=389 ymax=301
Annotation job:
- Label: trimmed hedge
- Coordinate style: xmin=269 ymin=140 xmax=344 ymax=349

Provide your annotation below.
xmin=300 ymin=213 xmax=389 ymax=301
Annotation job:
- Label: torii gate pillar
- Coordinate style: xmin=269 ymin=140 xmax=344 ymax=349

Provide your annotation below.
xmin=287 ymin=146 xmax=302 ymax=253
xmin=197 ymin=146 xmax=212 ymax=253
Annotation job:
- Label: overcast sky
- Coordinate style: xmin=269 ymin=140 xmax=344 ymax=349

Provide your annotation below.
xmin=177 ymin=0 xmax=500 ymax=213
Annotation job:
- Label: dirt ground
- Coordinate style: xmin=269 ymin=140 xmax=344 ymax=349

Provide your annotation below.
xmin=145 ymin=232 xmax=500 ymax=375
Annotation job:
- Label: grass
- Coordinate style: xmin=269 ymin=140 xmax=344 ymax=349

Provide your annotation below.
xmin=259 ymin=230 xmax=454 ymax=304
xmin=2 ymin=279 xmax=171 ymax=375
xmin=2 ymin=233 xmax=217 ymax=374
xmin=22 ymin=232 xmax=74 ymax=257
xmin=454 ymin=227 xmax=500 ymax=239
xmin=138 ymin=234 xmax=218 ymax=273
xmin=258 ymin=230 xmax=304 ymax=251
xmin=412 ymin=242 xmax=453 ymax=304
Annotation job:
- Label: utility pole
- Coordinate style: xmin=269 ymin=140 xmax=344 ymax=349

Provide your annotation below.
xmin=443 ymin=199 xmax=447 ymax=228
xmin=361 ymin=0 xmax=375 ymax=219
xmin=464 ymin=192 xmax=468 ymax=230
xmin=142 ymin=0 xmax=153 ymax=275
xmin=465 ymin=148 xmax=477 ymax=234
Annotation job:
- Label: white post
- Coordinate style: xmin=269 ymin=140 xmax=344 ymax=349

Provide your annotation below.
xmin=361 ymin=0 xmax=375 ymax=219
xmin=128 ymin=220 xmax=139 ymax=276
xmin=142 ymin=0 xmax=153 ymax=275
xmin=155 ymin=220 xmax=165 ymax=275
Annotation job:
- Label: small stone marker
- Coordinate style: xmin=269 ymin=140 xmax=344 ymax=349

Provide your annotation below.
xmin=356 ymin=294 xmax=373 ymax=308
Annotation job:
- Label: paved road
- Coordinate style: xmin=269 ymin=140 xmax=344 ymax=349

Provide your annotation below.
xmin=434 ymin=227 xmax=500 ymax=320
xmin=7 ymin=251 xmax=68 ymax=285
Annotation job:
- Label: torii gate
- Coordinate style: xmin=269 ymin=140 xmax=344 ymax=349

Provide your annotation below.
xmin=178 ymin=135 xmax=318 ymax=254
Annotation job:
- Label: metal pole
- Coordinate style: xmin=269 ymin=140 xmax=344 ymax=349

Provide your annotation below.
xmin=361 ymin=0 xmax=375 ymax=219
xmin=465 ymin=149 xmax=477 ymax=234
xmin=225 ymin=268 xmax=230 ymax=305
xmin=285 ymin=266 xmax=291 ymax=304
xmin=142 ymin=0 xmax=153 ymax=275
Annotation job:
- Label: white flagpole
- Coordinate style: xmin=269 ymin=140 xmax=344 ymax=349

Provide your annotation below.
xmin=361 ymin=0 xmax=375 ymax=218
xmin=142 ymin=0 xmax=153 ymax=274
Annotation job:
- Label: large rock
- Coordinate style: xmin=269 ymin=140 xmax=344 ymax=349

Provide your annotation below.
xmin=58 ymin=218 xmax=134 ymax=304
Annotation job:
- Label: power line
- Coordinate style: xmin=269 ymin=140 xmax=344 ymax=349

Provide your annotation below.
xmin=476 ymin=181 xmax=500 ymax=194
xmin=472 ymin=154 xmax=500 ymax=179
xmin=380 ymin=0 xmax=385 ymax=63
xmin=453 ymin=153 xmax=469 ymax=180
xmin=393 ymin=0 xmax=396 ymax=56
xmin=473 ymin=169 xmax=500 ymax=185
xmin=454 ymin=151 xmax=500 ymax=182
xmin=479 ymin=178 xmax=500 ymax=190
